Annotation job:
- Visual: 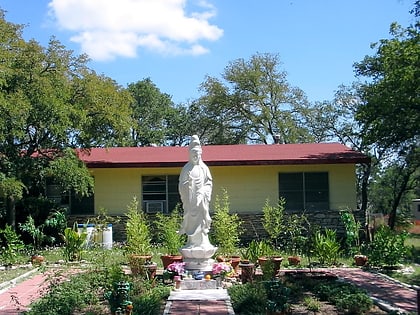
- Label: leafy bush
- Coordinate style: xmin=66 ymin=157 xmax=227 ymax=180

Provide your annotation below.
xmin=0 ymin=224 xmax=25 ymax=265
xmin=312 ymin=228 xmax=341 ymax=265
xmin=211 ymin=188 xmax=243 ymax=256
xmin=368 ymin=225 xmax=409 ymax=267
xmin=262 ymin=198 xmax=285 ymax=248
xmin=126 ymin=197 xmax=151 ymax=255
xmin=26 ymin=271 xmax=104 ymax=315
xmin=340 ymin=209 xmax=362 ymax=255
xmin=228 ymin=282 xmax=267 ymax=314
xmin=314 ymin=280 xmax=372 ymax=315
xmin=61 ymin=224 xmax=87 ymax=261
xmin=131 ymin=285 xmax=170 ymax=315
xmin=155 ymin=205 xmax=185 ymax=255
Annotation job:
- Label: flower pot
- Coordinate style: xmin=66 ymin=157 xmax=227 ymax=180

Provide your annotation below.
xmin=128 ymin=254 xmax=152 ymax=275
xmin=259 ymin=256 xmax=283 ymax=276
xmin=143 ymin=263 xmax=157 ymax=280
xmin=354 ymin=255 xmax=368 ymax=266
xmin=161 ymin=255 xmax=183 ymax=269
xmin=31 ymin=255 xmax=45 ymax=266
xmin=239 ymin=262 xmax=255 ymax=284
xmin=287 ymin=256 xmax=301 ymax=266
xmin=229 ymin=255 xmax=241 ymax=273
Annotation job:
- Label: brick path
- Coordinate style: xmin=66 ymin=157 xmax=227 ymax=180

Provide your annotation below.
xmin=0 ymin=267 xmax=418 ymax=315
xmin=0 ymin=272 xmax=49 ymax=314
xmin=332 ymin=268 xmax=418 ymax=314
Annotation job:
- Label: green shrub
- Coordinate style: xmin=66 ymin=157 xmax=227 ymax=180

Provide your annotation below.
xmin=211 ymin=188 xmax=243 ymax=256
xmin=368 ymin=225 xmax=409 ymax=267
xmin=26 ymin=271 xmax=104 ymax=315
xmin=61 ymin=224 xmax=87 ymax=261
xmin=228 ymin=282 xmax=267 ymax=315
xmin=314 ymin=280 xmax=372 ymax=315
xmin=155 ymin=205 xmax=185 ymax=255
xmin=0 ymin=224 xmax=25 ymax=265
xmin=312 ymin=228 xmax=341 ymax=265
xmin=262 ymin=198 xmax=285 ymax=248
xmin=131 ymin=285 xmax=170 ymax=315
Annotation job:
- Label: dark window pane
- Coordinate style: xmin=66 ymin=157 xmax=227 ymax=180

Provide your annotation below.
xmin=279 ymin=173 xmax=303 ymax=191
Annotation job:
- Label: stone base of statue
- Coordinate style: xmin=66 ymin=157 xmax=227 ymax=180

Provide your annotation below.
xmin=180 ymin=245 xmax=217 ymax=272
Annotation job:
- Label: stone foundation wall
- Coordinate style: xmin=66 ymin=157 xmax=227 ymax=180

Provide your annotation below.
xmin=68 ymin=208 xmax=366 ymax=245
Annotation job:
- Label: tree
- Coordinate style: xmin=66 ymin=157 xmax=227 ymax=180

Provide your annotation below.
xmin=0 ymin=11 xmax=133 ymax=228
xmin=354 ymin=20 xmax=419 ymax=151
xmin=353 ymin=7 xmax=420 ymax=228
xmin=127 ymin=78 xmax=175 ymax=146
xmin=196 ymin=53 xmax=314 ymax=144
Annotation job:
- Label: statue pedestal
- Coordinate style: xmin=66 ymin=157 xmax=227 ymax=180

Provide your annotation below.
xmin=180 ymin=245 xmax=217 ymax=272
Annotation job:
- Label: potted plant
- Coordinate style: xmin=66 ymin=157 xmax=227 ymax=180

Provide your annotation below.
xmin=61 ymin=223 xmax=88 ymax=262
xmin=282 ymin=213 xmax=308 ymax=266
xmin=125 ymin=197 xmax=154 ymax=276
xmin=340 ymin=209 xmax=367 ymax=266
xmin=155 ymin=205 xmax=185 ymax=269
xmin=211 ymin=189 xmax=243 ymax=269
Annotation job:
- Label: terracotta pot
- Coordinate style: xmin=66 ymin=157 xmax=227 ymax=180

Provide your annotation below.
xmin=259 ymin=256 xmax=283 ymax=275
xmin=128 ymin=254 xmax=152 ymax=275
xmin=239 ymin=262 xmax=255 ymax=284
xmin=31 ymin=255 xmax=45 ymax=266
xmin=229 ymin=255 xmax=241 ymax=273
xmin=354 ymin=255 xmax=368 ymax=266
xmin=160 ymin=255 xmax=183 ymax=269
xmin=287 ymin=256 xmax=301 ymax=266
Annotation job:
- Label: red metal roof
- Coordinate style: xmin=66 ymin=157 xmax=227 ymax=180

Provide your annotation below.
xmin=77 ymin=143 xmax=370 ymax=168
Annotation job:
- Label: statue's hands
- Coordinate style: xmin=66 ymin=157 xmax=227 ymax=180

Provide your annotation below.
xmin=196 ymin=194 xmax=203 ymax=207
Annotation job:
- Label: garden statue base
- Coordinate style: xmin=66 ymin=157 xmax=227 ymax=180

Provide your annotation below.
xmin=180 ymin=279 xmax=217 ymax=290
xmin=180 ymin=245 xmax=217 ymax=272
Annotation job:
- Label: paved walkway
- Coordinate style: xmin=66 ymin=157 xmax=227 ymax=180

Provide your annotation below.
xmin=0 ymin=267 xmax=418 ymax=314
xmin=331 ymin=268 xmax=419 ymax=314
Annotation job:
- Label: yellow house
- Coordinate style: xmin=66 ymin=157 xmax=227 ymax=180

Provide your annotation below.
xmin=67 ymin=143 xmax=369 ymax=241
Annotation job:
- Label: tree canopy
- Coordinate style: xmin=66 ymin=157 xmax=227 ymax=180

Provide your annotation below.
xmin=0 ymin=11 xmax=133 ymax=227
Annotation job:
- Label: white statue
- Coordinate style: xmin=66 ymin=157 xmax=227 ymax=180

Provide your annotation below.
xmin=178 ymin=135 xmax=213 ymax=248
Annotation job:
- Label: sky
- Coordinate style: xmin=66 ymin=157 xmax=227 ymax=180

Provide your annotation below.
xmin=0 ymin=0 xmax=416 ymax=104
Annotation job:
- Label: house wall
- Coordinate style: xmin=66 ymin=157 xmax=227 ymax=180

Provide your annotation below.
xmin=90 ymin=163 xmax=357 ymax=215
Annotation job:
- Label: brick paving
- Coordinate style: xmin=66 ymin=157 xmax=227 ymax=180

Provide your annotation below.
xmin=0 ymin=267 xmax=418 ymax=315
xmin=331 ymin=268 xmax=418 ymax=314
xmin=0 ymin=272 xmax=49 ymax=314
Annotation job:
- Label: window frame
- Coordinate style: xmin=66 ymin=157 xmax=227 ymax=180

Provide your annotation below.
xmin=141 ymin=175 xmax=180 ymax=214
xmin=278 ymin=172 xmax=329 ymax=211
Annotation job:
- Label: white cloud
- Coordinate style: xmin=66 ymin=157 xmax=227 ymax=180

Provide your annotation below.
xmin=48 ymin=0 xmax=223 ymax=61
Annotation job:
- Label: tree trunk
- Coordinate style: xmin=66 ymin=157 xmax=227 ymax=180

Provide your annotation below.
xmin=6 ymin=195 xmax=16 ymax=229
xmin=360 ymin=163 xmax=371 ymax=241
xmin=388 ymin=171 xmax=410 ymax=230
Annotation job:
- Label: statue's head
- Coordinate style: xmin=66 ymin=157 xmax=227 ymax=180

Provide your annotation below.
xmin=189 ymin=135 xmax=202 ymax=164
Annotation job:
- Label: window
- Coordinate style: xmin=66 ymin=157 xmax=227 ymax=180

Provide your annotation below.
xmin=142 ymin=175 xmax=180 ymax=214
xmin=45 ymin=181 xmax=94 ymax=215
xmin=279 ymin=172 xmax=329 ymax=211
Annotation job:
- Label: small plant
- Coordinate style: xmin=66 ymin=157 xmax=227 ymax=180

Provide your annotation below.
xmin=262 ymin=198 xmax=285 ymax=248
xmin=303 ymin=296 xmax=321 ymax=312
xmin=212 ymin=262 xmax=234 ymax=278
xmin=241 ymin=239 xmax=273 ymax=264
xmin=312 ymin=228 xmax=341 ymax=266
xmin=282 ymin=213 xmax=308 ymax=256
xmin=368 ymin=225 xmax=409 ymax=267
xmin=0 ymin=224 xmax=25 ymax=265
xmin=314 ymin=280 xmax=372 ymax=315
xmin=228 ymin=282 xmax=267 ymax=315
xmin=125 ymin=197 xmax=151 ymax=255
xmin=340 ymin=209 xmax=362 ymax=255
xmin=211 ymin=188 xmax=243 ymax=257
xmin=264 ymin=280 xmax=291 ymax=314
xmin=19 ymin=210 xmax=67 ymax=251
xmin=155 ymin=205 xmax=185 ymax=255
xmin=61 ymin=224 xmax=88 ymax=261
